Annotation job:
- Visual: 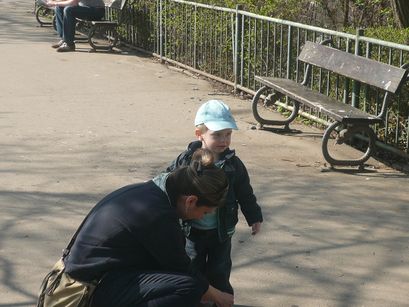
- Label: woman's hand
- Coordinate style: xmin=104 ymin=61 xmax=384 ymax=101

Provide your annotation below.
xmin=202 ymin=285 xmax=234 ymax=307
xmin=44 ymin=0 xmax=57 ymax=7
xmin=213 ymin=290 xmax=234 ymax=307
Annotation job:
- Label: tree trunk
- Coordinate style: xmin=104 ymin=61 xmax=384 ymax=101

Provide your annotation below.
xmin=343 ymin=0 xmax=349 ymax=27
xmin=390 ymin=0 xmax=409 ymax=28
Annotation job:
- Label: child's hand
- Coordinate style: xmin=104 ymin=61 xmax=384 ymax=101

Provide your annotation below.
xmin=251 ymin=222 xmax=261 ymax=235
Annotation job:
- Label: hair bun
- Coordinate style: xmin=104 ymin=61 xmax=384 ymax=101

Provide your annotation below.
xmin=191 ymin=148 xmax=215 ymax=167
xmin=167 ymin=147 xmax=227 ymax=209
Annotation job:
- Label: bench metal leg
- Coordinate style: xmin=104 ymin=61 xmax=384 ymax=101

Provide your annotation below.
xmin=87 ymin=25 xmax=119 ymax=52
xmin=322 ymin=121 xmax=376 ymax=167
xmin=35 ymin=6 xmax=54 ymax=27
xmin=252 ymin=86 xmax=299 ymax=129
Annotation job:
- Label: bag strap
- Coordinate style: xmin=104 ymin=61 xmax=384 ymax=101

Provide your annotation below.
xmin=62 ymin=204 xmax=99 ymax=259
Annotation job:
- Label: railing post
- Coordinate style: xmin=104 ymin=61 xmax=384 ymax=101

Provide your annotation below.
xmin=193 ymin=4 xmax=197 ymax=70
xmin=156 ymin=0 xmax=159 ymax=54
xmin=343 ymin=39 xmax=350 ymax=104
xmin=234 ymin=4 xmax=243 ymax=93
xmin=159 ymin=0 xmax=163 ymax=62
xmin=352 ymin=28 xmax=364 ymax=108
xmin=286 ymin=25 xmax=293 ymax=80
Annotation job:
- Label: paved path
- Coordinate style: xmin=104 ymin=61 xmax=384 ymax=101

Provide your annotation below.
xmin=1 ymin=1 xmax=409 ymax=306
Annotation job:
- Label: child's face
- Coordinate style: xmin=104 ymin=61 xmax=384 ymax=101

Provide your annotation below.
xmin=197 ymin=128 xmax=232 ymax=155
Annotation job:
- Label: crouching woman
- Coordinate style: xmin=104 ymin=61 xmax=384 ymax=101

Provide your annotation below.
xmin=37 ymin=149 xmax=234 ymax=307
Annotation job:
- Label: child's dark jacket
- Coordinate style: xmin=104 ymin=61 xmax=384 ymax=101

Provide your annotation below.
xmin=167 ymin=141 xmax=263 ymax=241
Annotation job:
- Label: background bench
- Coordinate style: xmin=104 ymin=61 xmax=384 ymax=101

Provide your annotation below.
xmin=34 ymin=0 xmax=56 ymax=28
xmin=77 ymin=0 xmax=127 ymax=51
xmin=252 ymin=41 xmax=409 ymax=168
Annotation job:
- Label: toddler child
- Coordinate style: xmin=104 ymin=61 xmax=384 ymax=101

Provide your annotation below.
xmin=167 ymin=100 xmax=263 ymax=296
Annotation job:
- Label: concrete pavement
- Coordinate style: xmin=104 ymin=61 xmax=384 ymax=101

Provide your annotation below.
xmin=1 ymin=1 xmax=409 ymax=306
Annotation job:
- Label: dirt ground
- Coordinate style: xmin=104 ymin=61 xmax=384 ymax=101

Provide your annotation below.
xmin=1 ymin=1 xmax=409 ymax=306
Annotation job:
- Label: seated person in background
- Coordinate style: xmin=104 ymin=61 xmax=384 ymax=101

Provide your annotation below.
xmin=45 ymin=0 xmax=105 ymax=52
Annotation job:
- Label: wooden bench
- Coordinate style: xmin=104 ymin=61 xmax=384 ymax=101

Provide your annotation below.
xmin=77 ymin=0 xmax=127 ymax=51
xmin=252 ymin=41 xmax=409 ymax=168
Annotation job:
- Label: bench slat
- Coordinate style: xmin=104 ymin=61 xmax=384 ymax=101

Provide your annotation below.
xmin=255 ymin=76 xmax=383 ymax=124
xmin=298 ymin=41 xmax=407 ymax=94
xmin=91 ymin=20 xmax=118 ymax=26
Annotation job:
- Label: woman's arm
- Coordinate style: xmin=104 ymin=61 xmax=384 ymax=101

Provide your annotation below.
xmin=46 ymin=0 xmax=79 ymax=7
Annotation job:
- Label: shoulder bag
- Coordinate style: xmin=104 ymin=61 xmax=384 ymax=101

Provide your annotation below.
xmin=37 ymin=208 xmax=98 ymax=307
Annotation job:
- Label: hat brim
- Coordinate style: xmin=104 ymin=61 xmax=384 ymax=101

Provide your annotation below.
xmin=203 ymin=121 xmax=238 ymax=131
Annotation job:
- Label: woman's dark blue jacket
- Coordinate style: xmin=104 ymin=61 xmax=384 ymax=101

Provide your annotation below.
xmin=63 ymin=178 xmax=207 ymax=289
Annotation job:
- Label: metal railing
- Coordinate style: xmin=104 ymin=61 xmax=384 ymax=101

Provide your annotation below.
xmin=115 ymin=0 xmax=409 ymax=159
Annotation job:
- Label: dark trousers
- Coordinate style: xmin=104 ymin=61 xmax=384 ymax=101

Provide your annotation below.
xmin=185 ymin=228 xmax=234 ymax=294
xmin=90 ymin=270 xmax=206 ymax=307
xmin=55 ymin=6 xmax=105 ymax=45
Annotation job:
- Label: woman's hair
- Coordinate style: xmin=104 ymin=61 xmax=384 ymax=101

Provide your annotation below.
xmin=166 ymin=148 xmax=228 ymax=208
